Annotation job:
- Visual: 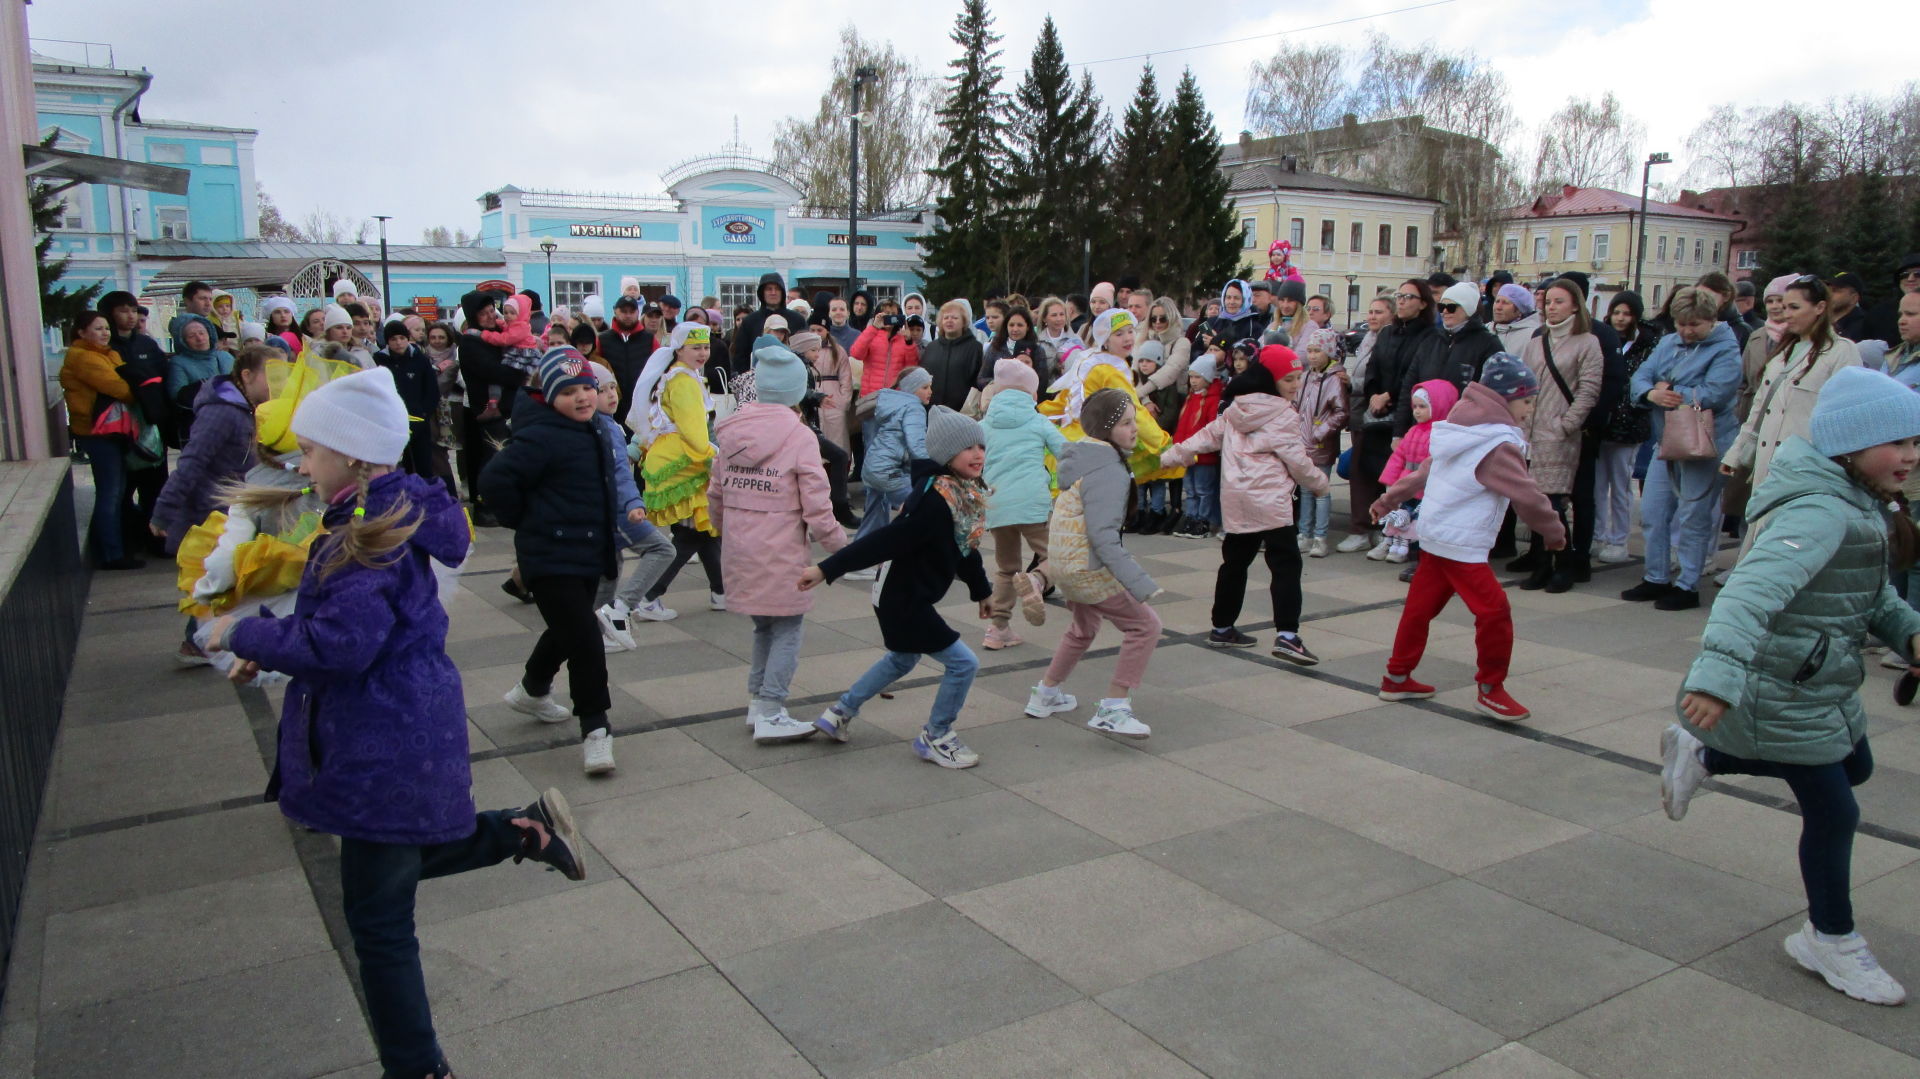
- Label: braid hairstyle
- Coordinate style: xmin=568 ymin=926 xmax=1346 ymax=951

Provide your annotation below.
xmin=312 ymin=460 xmax=421 ymax=581
xmin=1838 ymin=454 xmax=1919 ymax=570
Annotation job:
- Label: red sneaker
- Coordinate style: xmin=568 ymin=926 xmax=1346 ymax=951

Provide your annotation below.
xmin=1378 ymin=675 xmax=1437 ymax=701
xmin=1476 ymin=684 xmax=1530 ymax=721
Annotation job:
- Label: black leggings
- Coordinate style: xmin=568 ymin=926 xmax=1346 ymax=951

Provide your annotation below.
xmin=1704 ymin=738 xmax=1873 ymax=935
xmin=524 ymin=575 xmax=609 ymax=737
xmin=1213 ymin=525 xmax=1302 ymax=633
xmin=646 ymin=524 xmax=724 ymax=601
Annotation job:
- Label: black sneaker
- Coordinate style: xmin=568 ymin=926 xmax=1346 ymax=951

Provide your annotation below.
xmin=511 ymin=788 xmax=586 ymax=881
xmin=501 ymin=577 xmax=536 ymax=604
xmin=1271 ymin=635 xmax=1320 ymax=665
xmin=1207 ymin=627 xmax=1257 ymax=648
xmin=1897 ymin=671 xmax=1918 ymax=707
xmin=1654 ymin=588 xmax=1700 ymax=611
xmin=1620 ymin=579 xmax=1675 ymax=602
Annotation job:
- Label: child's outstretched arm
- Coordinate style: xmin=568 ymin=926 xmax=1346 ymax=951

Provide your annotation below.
xmin=223 ymin=575 xmax=397 ymax=681
xmin=1370 ymin=459 xmax=1430 ymax=522
xmin=1159 ymin=415 xmax=1224 ymax=469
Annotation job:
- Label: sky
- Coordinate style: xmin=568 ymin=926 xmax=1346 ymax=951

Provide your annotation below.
xmin=24 ymin=0 xmax=1913 ymax=246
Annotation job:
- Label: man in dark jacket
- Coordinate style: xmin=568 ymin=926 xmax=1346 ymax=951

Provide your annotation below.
xmin=1828 ymin=270 xmax=1872 ymax=342
xmin=1395 ymin=282 xmax=1502 ymax=435
xmin=731 ymin=272 xmax=794 ymax=375
xmin=374 ymin=321 xmax=445 ymax=488
xmin=598 ymin=296 xmax=653 ymax=409
xmin=102 ymin=290 xmax=173 ymax=551
xmin=457 ymin=290 xmax=521 ymax=521
xmin=1865 ymin=253 xmax=1920 ymax=347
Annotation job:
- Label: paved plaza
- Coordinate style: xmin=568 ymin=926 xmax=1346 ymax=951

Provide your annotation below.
xmin=5 ymin=481 xmax=1920 ymax=1078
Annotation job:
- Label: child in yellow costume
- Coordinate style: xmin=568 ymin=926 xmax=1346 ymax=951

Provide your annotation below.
xmin=1039 ymin=309 xmax=1171 ymax=480
xmin=626 ymin=321 xmax=726 ymax=608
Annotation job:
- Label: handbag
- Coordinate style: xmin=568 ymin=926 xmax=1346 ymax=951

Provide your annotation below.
xmin=1722 ymin=365 xmax=1792 ymax=517
xmin=91 ymin=399 xmax=140 ymax=441
xmin=1657 ymin=403 xmax=1718 ymax=461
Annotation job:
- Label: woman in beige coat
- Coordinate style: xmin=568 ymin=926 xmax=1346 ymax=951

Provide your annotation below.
xmin=1140 ymin=296 xmax=1193 ymax=402
xmin=1517 ymin=278 xmax=1603 ymax=592
xmin=1722 ymin=276 xmax=1861 ymax=492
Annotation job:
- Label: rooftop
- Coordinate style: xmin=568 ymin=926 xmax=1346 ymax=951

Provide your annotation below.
xmin=1227 ymin=161 xmax=1438 ymax=203
xmin=1505 ymin=185 xmax=1742 ymax=223
xmin=139 ymin=240 xmax=502 ymax=263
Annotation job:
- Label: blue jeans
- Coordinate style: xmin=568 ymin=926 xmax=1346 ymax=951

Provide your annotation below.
xmin=1296 ymin=463 xmax=1334 ymax=539
xmin=855 ymin=481 xmax=907 ymax=540
xmin=1704 ymin=738 xmax=1872 ymax=935
xmin=1142 ymin=480 xmax=1168 ymax=514
xmin=836 ymin=640 xmax=978 ymax=738
xmin=339 ymin=812 xmax=526 ymax=1077
xmin=1183 ymin=463 xmax=1221 ymax=529
xmin=1639 ymin=458 xmax=1724 ymax=591
xmin=77 ymin=435 xmax=128 ymax=563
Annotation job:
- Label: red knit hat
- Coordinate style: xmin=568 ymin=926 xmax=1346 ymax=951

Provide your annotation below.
xmin=1257 ymin=344 xmax=1300 ymax=381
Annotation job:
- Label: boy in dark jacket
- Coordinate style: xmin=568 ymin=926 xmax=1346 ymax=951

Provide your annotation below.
xmin=374 ymin=321 xmax=445 ymax=488
xmin=480 ymin=347 xmax=625 ymax=776
xmin=801 ymin=407 xmax=994 ymax=769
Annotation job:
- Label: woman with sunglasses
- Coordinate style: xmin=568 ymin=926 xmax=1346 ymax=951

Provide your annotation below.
xmin=1137 ymin=296 xmax=1193 ymax=400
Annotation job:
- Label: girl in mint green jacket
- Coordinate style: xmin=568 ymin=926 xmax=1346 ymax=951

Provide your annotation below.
xmin=1663 ymin=366 xmax=1920 ymax=1007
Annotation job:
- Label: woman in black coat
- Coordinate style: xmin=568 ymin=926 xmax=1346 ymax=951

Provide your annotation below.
xmin=1347 ymin=280 xmax=1441 ymax=549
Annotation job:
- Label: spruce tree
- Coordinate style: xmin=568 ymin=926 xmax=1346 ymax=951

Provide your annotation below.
xmin=1107 ymin=64 xmax=1168 ymax=288
xmin=1163 ymin=68 xmax=1243 ymax=305
xmin=1757 ymin=160 xmax=1822 ymax=285
xmin=918 ymin=0 xmax=1009 ymax=301
xmin=31 ymin=137 xmax=102 ymax=327
xmin=1826 ymin=166 xmax=1895 ymax=304
xmin=1006 ymin=16 xmax=1105 ymax=296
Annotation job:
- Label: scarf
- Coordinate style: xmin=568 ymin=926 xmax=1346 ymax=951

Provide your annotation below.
xmin=932 ymin=475 xmax=987 ymax=553
xmin=1545 ymin=314 xmax=1577 ymax=342
xmin=1764 ymin=315 xmax=1789 ymax=347
xmin=424 ymin=342 xmax=457 ymax=371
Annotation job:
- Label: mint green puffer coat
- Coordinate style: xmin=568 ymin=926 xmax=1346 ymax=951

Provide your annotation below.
xmin=1681 ymin=436 xmax=1920 ymax=765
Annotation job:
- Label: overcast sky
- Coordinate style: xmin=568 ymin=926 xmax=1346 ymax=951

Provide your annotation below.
xmin=25 ymin=0 xmax=1912 ymax=246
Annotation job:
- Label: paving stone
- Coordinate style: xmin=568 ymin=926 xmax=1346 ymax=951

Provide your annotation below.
xmin=1099 ymin=932 xmax=1504 ymax=1079
xmin=861 ymin=1000 xmax=1206 ymax=1079
xmin=751 ymin=741 xmax=993 ymax=825
xmin=1692 ymin=915 xmax=1920 ymax=1059
xmin=1608 ymin=796 xmax=1919 ymax=894
xmin=1184 ymin=669 xmax=1384 ymax=726
xmin=1437 ymin=1042 xmax=1588 ymax=1079
xmin=1526 ymin=968 xmax=1919 ymax=1078
xmin=1306 ymin=879 xmax=1674 ymax=1039
xmin=47 ymin=736 xmax=266 ymax=831
xmin=1853 ymin=860 xmax=1920 ymax=938
xmin=948 ymin=852 xmax=1279 ymax=994
xmin=720 ymin=902 xmax=1078 ymax=1078
xmin=951 ymin=714 xmax=1141 ymax=785
xmin=507 ymin=726 xmax=736 ymax=806
xmin=582 ymin=773 xmax=820 ymax=875
xmin=41 ymin=802 xmax=296 ymax=913
xmin=835 ymin=789 xmax=1119 ymax=896
xmin=1009 ymin=756 xmax=1275 ymax=848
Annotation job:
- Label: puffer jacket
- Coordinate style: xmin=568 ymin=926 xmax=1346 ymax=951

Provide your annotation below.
xmin=861 ymin=387 xmax=928 ymax=493
xmin=982 ymin=388 xmax=1066 ymax=528
xmin=1053 ymin=440 xmax=1156 ymax=601
xmin=707 ymin=403 xmax=846 ymax=616
xmin=920 ymin=332 xmax=984 ymax=412
xmin=1520 ymin=319 xmax=1603 ymax=494
xmin=852 ymin=324 xmax=920 ymax=396
xmin=1161 ymin=392 xmax=1328 ymax=533
xmin=151 ymin=376 xmax=257 ymax=553
xmin=1682 ymin=437 xmax=1920 ymax=765
xmin=478 ymin=393 xmax=619 ymax=580
xmin=1393 ymin=318 xmax=1501 ymax=436
xmin=1380 ymin=378 xmax=1459 ymax=486
xmin=1296 ymin=367 xmax=1349 ymax=467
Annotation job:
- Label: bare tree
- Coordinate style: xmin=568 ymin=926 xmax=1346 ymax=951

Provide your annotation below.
xmin=297 ymin=209 xmax=372 ymax=244
xmin=1682 ymin=104 xmax=1763 ymax=191
xmin=1531 ymin=92 xmax=1644 ymax=191
xmin=257 ymin=183 xmax=307 ymax=241
xmin=772 ymin=24 xmax=943 ymax=213
xmin=1244 ymin=42 xmax=1349 ymax=153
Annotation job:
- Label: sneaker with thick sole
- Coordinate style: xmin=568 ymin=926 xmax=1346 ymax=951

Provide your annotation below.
xmin=1784 ymin=922 xmax=1908 ymax=1005
xmin=1712 ymin=567 xmax=1733 ymax=587
xmin=596 ymin=604 xmax=636 ymax=651
xmin=1308 ymin=537 xmax=1329 ymax=558
xmin=753 ymin=707 xmax=818 ymax=744
xmin=983 ymin=624 xmax=1023 ymax=651
xmin=1398 ymin=563 xmax=1418 ymax=583
xmin=632 ymin=599 xmax=678 ymax=622
xmin=505 ymin=684 xmax=572 ymax=724
xmin=175 ymin=640 xmax=213 ymax=668
xmin=1385 ymin=544 xmax=1409 ymax=564
xmin=1596 ymin=543 xmax=1634 ymax=564
xmin=1620 ymin=579 xmax=1675 ymax=602
xmin=582 ymin=729 xmax=617 ymax=775
xmin=708 ymin=592 xmax=727 ymax=612
xmin=814 ymin=704 xmax=854 ymax=743
xmin=1659 ymin=723 xmax=1710 ymax=820
xmin=1335 ymin=533 xmax=1373 ymax=554
xmin=1271 ymin=635 xmax=1320 ymax=666
xmin=1087 ymin=701 xmax=1151 ymax=739
xmin=1024 ymin=684 xmax=1078 ymax=718
xmin=1297 ymin=533 xmax=1310 ymax=552
xmin=602 ymin=631 xmax=626 ymax=653
xmin=1013 ymin=570 xmax=1049 ymax=626
xmin=913 ymin=730 xmax=980 ymax=769
xmin=511 ymin=789 xmax=587 ymax=880
xmin=1654 ymin=588 xmax=1701 ymax=611
xmin=1475 ymin=684 xmax=1531 ymax=721
xmin=743 ymin=699 xmax=766 ymax=730
xmin=1366 ymin=539 xmax=1393 ymax=561
xmin=1378 ymin=675 xmax=1437 ymax=701
xmin=1207 ymin=627 xmax=1258 ymax=648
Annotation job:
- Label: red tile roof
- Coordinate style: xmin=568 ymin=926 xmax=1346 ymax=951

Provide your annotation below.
xmin=1507 ymin=185 xmax=1740 ymax=223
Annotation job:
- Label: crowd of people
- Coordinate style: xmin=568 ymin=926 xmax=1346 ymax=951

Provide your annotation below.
xmin=51 ymin=249 xmax=1920 ymax=1077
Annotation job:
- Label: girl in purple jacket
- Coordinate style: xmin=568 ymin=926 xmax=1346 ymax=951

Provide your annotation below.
xmin=207 ymin=367 xmax=585 ymax=1079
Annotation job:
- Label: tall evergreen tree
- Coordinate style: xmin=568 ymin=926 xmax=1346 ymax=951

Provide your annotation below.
xmin=1005 ymin=16 xmax=1104 ymax=297
xmin=1757 ymin=158 xmax=1822 ymax=286
xmin=1162 ymin=68 xmax=1243 ymax=305
xmin=1826 ymin=165 xmax=1896 ymax=304
xmin=31 ymin=136 xmax=101 ymax=327
xmin=1107 ymin=64 xmax=1169 ymax=288
xmin=917 ymin=0 xmax=1009 ymax=301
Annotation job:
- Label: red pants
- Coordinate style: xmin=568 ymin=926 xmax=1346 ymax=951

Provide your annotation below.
xmin=1388 ymin=554 xmax=1513 ymax=687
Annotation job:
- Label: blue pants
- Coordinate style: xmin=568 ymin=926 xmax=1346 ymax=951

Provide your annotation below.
xmin=77 ymin=435 xmax=128 ymax=564
xmin=1142 ymin=480 xmax=1168 ymax=514
xmin=1182 ymin=463 xmax=1221 ymax=529
xmin=855 ymin=481 xmax=907 ymax=540
xmin=1296 ymin=463 xmax=1334 ymax=539
xmin=1639 ymin=458 xmax=1724 ymax=591
xmin=1704 ymin=738 xmax=1872 ymax=935
xmin=836 ymin=640 xmax=977 ymax=738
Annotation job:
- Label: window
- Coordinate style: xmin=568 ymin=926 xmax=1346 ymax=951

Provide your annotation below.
xmin=1503 ymin=237 xmax=1519 ymax=264
xmin=148 ymin=142 xmax=186 ymax=164
xmin=1563 ymin=233 xmax=1580 ymax=261
xmin=717 ymin=280 xmax=760 ymax=311
xmin=1350 ymin=222 xmax=1363 ymax=253
xmin=1674 ymin=236 xmax=1684 ymax=264
xmin=48 ymin=189 xmax=85 ymax=230
xmin=1316 ymin=283 xmax=1333 ymax=299
xmin=199 ymin=146 xmax=233 ymax=166
xmin=1347 ymin=282 xmax=1361 ymax=317
xmin=1240 ymin=218 xmax=1257 ymax=248
xmin=1711 ymin=241 xmax=1723 ymax=267
xmin=550 ymin=276 xmax=600 ymax=314
xmin=1320 ymin=219 xmax=1335 ymax=252
xmin=1593 ymin=233 xmax=1610 ymax=260
xmin=1656 ymin=235 xmax=1668 ymax=263
xmin=1652 ymin=284 xmax=1664 ymax=307
xmin=1379 ymin=224 xmax=1392 ymax=255
xmin=1289 ymin=218 xmax=1304 ymax=248
xmin=1737 ymin=249 xmax=1760 ymax=270
xmin=865 ymin=283 xmax=901 ymax=306
xmin=1693 ymin=239 xmax=1704 ymax=265
xmin=1404 ymin=226 xmax=1419 ymax=258
xmin=1533 ymin=235 xmax=1548 ymax=262
xmin=155 ymin=206 xmax=190 ymax=240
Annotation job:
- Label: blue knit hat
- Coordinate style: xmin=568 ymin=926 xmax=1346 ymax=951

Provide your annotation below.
xmin=1810 ymin=366 xmax=1920 ymax=456
xmin=538 ymin=346 xmax=595 ymax=401
xmin=750 ymin=334 xmax=809 ymax=406
xmin=1478 ymin=352 xmax=1538 ymax=401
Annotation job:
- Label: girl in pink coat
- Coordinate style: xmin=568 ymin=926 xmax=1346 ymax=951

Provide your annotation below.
xmin=1163 ymin=345 xmax=1329 ymax=665
xmin=708 ymin=341 xmax=847 ymax=744
xmin=1377 ymin=378 xmax=1460 ymax=567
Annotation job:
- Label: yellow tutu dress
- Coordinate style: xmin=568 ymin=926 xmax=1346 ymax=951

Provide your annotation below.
xmin=642 ymin=366 xmax=716 ymax=533
xmin=1038 ymin=351 xmax=1172 ymax=481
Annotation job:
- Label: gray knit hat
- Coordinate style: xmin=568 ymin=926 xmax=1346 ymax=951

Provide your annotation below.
xmin=1478 ymin=352 xmax=1538 ymax=401
xmin=897 ymin=367 xmax=932 ymax=393
xmin=924 ymin=405 xmax=984 ymax=466
xmin=1080 ymin=387 xmax=1133 ymax=443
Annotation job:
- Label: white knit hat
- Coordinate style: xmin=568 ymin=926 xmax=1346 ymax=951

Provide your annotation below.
xmin=323 ymin=303 xmax=353 ymax=331
xmin=290 ymin=366 xmax=412 ymax=466
xmin=331 ymin=279 xmax=358 ymax=300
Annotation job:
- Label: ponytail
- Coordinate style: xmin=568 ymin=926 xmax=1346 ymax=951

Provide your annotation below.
xmin=312 ymin=461 xmax=419 ymax=581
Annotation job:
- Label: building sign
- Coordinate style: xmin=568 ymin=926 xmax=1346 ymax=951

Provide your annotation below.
xmin=711 ymin=213 xmax=767 ymax=246
xmin=828 ymin=233 xmax=876 ymax=247
xmin=413 ymin=296 xmax=441 ymax=322
xmin=476 ymin=279 xmax=516 ymax=295
xmin=569 ymin=224 xmax=643 ymax=239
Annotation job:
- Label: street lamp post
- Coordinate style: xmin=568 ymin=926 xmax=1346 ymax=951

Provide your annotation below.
xmin=848 ymin=66 xmax=878 ymax=297
xmin=1633 ymin=152 xmax=1671 ymax=296
xmin=1344 ymin=273 xmax=1358 ymax=330
xmin=539 ymin=241 xmax=557 ymax=304
xmin=373 ymin=215 xmax=392 ymax=315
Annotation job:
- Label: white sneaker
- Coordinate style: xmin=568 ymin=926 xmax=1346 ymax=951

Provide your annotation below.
xmin=743 ymin=699 xmax=765 ymax=730
xmin=602 ymin=631 xmax=625 ymax=653
xmin=1308 ymin=537 xmax=1329 ymax=558
xmin=632 ymin=598 xmax=677 ymax=622
xmin=1784 ymin=921 xmax=1907 ymax=1005
xmin=814 ymin=704 xmax=854 ymax=743
xmin=1336 ymin=533 xmax=1373 ymax=554
xmin=595 ymin=603 xmax=635 ymax=651
xmin=582 ymin=729 xmax=616 ymax=775
xmin=752 ymin=706 xmax=818 ymax=744
xmin=1087 ymin=700 xmax=1150 ymax=739
xmin=1297 ymin=533 xmax=1310 ymax=552
xmin=1882 ymin=651 xmax=1909 ymax=670
xmin=913 ymin=729 xmax=980 ymax=768
xmin=1660 ymin=723 xmax=1709 ymax=821
xmin=1366 ymin=538 xmax=1393 ymax=561
xmin=1596 ymin=543 xmax=1633 ymax=564
xmin=1385 ymin=543 xmax=1409 ymax=564
xmin=1024 ymin=684 xmax=1078 ymax=718
xmin=505 ymin=684 xmax=572 ymax=724
xmin=842 ymin=566 xmax=879 ymax=581
xmin=708 ymin=592 xmax=727 ymax=611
